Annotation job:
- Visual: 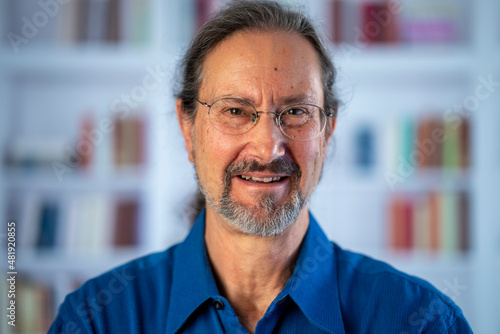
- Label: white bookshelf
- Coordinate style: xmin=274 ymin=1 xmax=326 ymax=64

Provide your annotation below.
xmin=1 ymin=0 xmax=499 ymax=333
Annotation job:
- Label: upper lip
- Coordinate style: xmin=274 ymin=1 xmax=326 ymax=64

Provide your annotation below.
xmin=236 ymin=172 xmax=289 ymax=178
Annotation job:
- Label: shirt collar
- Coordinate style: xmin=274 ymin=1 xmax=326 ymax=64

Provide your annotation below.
xmin=283 ymin=212 xmax=345 ymax=333
xmin=166 ymin=210 xmax=345 ymax=334
xmin=166 ymin=209 xmax=219 ymax=334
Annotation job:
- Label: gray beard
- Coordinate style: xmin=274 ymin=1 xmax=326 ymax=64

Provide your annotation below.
xmin=195 ymin=159 xmax=306 ymax=237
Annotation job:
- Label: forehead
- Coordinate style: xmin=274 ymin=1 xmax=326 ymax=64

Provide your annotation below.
xmin=200 ymin=30 xmax=323 ymax=105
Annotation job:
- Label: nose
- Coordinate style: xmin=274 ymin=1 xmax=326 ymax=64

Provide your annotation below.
xmin=245 ymin=112 xmax=286 ymax=163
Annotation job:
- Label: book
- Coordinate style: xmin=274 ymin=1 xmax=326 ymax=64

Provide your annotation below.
xmin=113 ymin=199 xmax=140 ymax=246
xmin=441 ymin=191 xmax=459 ymax=252
xmin=442 ymin=119 xmax=461 ymax=169
xmin=58 ymin=0 xmax=80 ymax=44
xmin=390 ymin=196 xmax=412 ymax=250
xmin=76 ymin=194 xmax=114 ymax=254
xmin=86 ymin=0 xmax=109 ymax=42
xmin=400 ymin=116 xmax=415 ymax=168
xmin=0 ymin=280 xmax=9 ymax=333
xmin=402 ymin=197 xmax=414 ymax=249
xmin=428 ymin=192 xmax=441 ymax=251
xmin=36 ymin=201 xmax=59 ymax=249
xmin=113 ymin=116 xmax=145 ymax=167
xmin=413 ymin=193 xmax=431 ymax=250
xmin=362 ymin=2 xmax=395 ymax=44
xmin=107 ymin=0 xmax=121 ymax=42
xmin=331 ymin=0 xmax=342 ymax=44
xmin=458 ymin=118 xmax=470 ymax=169
xmin=17 ymin=280 xmax=54 ymax=333
xmin=354 ymin=124 xmax=375 ymax=170
xmin=196 ymin=0 xmax=217 ymax=30
xmin=78 ymin=114 xmax=94 ymax=170
xmin=458 ymin=192 xmax=470 ymax=251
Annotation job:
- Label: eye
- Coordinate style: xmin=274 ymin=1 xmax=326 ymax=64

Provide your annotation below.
xmin=228 ymin=108 xmax=243 ymax=116
xmin=285 ymin=108 xmax=307 ymax=116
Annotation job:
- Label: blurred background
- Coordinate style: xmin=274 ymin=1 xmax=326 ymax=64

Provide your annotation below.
xmin=0 ymin=0 xmax=499 ymax=332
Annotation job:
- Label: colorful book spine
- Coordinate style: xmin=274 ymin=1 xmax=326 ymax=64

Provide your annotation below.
xmin=388 ymin=191 xmax=470 ymax=253
xmin=398 ymin=115 xmax=470 ymax=170
xmin=331 ymin=0 xmax=465 ymax=45
xmin=113 ymin=116 xmax=145 ymax=167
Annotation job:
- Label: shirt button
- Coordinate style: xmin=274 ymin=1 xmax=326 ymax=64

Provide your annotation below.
xmin=214 ymin=300 xmax=225 ymax=310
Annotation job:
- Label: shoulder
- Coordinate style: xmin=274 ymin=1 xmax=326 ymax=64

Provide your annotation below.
xmin=333 ymin=243 xmax=472 ymax=333
xmin=49 ymin=244 xmax=180 ymax=333
xmin=76 ymin=244 xmax=178 ymax=299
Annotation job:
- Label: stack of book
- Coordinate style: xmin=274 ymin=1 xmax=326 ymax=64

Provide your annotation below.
xmin=4 ymin=113 xmax=146 ymax=172
xmin=330 ymin=0 xmax=468 ymax=45
xmin=397 ymin=116 xmax=470 ymax=170
xmin=6 ymin=0 xmax=150 ymax=46
xmin=388 ymin=191 xmax=469 ymax=252
xmin=16 ymin=194 xmax=140 ymax=253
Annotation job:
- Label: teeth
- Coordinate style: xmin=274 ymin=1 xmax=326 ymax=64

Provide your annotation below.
xmin=240 ymin=175 xmax=282 ymax=183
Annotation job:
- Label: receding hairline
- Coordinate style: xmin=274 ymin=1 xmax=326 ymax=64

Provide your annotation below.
xmin=197 ymin=28 xmax=324 ymax=103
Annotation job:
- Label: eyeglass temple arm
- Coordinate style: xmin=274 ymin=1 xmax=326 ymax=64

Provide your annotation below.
xmin=195 ymin=99 xmax=211 ymax=108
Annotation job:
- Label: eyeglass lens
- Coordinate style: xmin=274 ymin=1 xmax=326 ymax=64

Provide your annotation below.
xmin=208 ymin=98 xmax=326 ymax=140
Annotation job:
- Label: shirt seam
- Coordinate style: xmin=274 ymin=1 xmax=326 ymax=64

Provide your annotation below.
xmin=292 ymin=303 xmax=335 ymax=334
xmin=63 ymin=295 xmax=92 ymax=334
xmin=442 ymin=311 xmax=465 ymax=333
xmin=335 ymin=247 xmax=458 ymax=310
xmin=123 ymin=247 xmax=176 ymax=274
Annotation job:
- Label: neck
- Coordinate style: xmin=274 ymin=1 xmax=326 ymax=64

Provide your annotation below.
xmin=204 ymin=206 xmax=309 ymax=333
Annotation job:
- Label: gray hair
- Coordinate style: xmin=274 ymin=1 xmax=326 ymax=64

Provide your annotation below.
xmin=176 ymin=0 xmax=339 ymax=136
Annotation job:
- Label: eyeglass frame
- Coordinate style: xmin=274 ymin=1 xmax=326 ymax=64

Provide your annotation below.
xmin=195 ymin=97 xmax=334 ymax=141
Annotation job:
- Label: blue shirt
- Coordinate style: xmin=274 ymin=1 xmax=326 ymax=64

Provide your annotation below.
xmin=49 ymin=210 xmax=472 ymax=333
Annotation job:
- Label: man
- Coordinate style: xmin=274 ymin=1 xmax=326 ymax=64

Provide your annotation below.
xmin=50 ymin=1 xmax=472 ymax=333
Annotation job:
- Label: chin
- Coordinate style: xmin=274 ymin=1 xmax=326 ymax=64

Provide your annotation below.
xmin=217 ymin=191 xmax=305 ymax=237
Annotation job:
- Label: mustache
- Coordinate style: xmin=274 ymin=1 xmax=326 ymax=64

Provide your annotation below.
xmin=224 ymin=158 xmax=301 ymax=187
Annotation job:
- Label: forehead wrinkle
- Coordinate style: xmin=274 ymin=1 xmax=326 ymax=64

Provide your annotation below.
xmin=200 ymin=31 xmax=323 ymax=107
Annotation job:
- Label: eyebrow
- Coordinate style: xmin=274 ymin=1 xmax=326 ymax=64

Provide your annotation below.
xmin=213 ymin=93 xmax=317 ymax=106
xmin=278 ymin=94 xmax=316 ymax=106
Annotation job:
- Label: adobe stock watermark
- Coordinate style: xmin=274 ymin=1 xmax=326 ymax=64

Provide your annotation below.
xmin=51 ymin=64 xmax=168 ymax=182
xmin=56 ymin=266 xmax=136 ymax=333
xmin=7 ymin=0 xmax=74 ymax=54
xmin=287 ymin=236 xmax=333 ymax=293
xmin=399 ymin=277 xmax=467 ymax=333
xmin=385 ymin=74 xmax=499 ymax=190
xmin=335 ymin=0 xmax=403 ymax=63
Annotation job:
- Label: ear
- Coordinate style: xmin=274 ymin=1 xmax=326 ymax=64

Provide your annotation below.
xmin=324 ymin=116 xmax=337 ymax=146
xmin=176 ymin=98 xmax=195 ymax=163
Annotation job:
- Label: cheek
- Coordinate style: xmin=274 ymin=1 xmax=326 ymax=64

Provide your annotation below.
xmin=194 ymin=124 xmax=237 ymax=182
xmin=298 ymin=141 xmax=326 ymax=185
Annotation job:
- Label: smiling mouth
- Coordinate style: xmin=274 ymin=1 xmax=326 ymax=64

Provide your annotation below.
xmin=237 ymin=175 xmax=287 ymax=183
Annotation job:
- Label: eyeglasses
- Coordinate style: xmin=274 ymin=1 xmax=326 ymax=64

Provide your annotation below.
xmin=196 ymin=98 xmax=333 ymax=141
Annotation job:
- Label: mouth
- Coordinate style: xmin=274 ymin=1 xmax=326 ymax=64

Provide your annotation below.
xmin=237 ymin=175 xmax=288 ymax=184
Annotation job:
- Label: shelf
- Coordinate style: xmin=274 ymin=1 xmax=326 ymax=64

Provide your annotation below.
xmin=1 ymin=169 xmax=146 ymax=192
xmin=15 ymin=247 xmax=153 ymax=275
xmin=333 ymin=45 xmax=473 ymax=78
xmin=0 ymin=47 xmax=165 ymax=74
xmin=316 ymin=167 xmax=470 ymax=194
xmin=388 ymin=168 xmax=470 ymax=192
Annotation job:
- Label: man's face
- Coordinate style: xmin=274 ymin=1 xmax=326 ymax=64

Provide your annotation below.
xmin=179 ymin=30 xmax=333 ymax=236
